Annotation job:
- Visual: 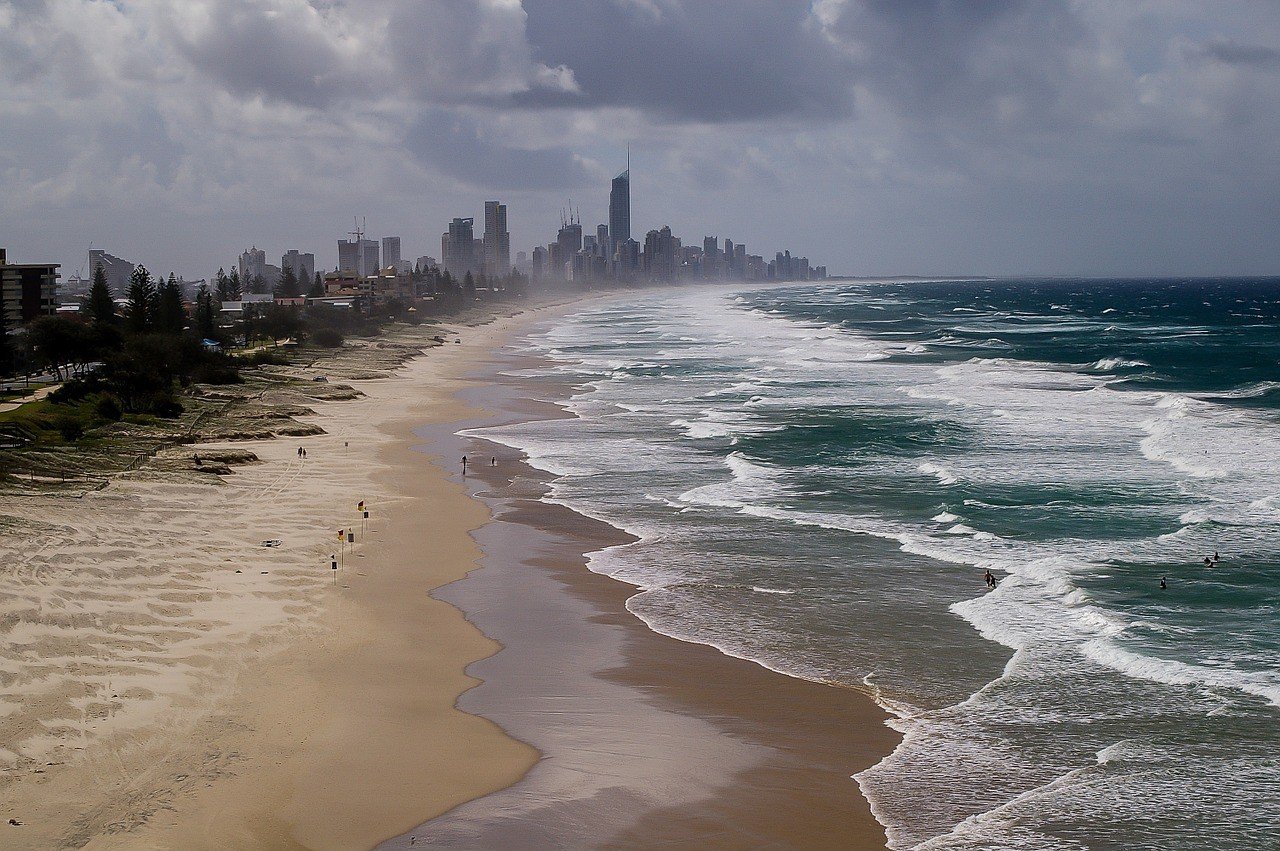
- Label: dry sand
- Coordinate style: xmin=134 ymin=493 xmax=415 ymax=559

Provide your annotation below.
xmin=0 ymin=310 xmax=557 ymax=849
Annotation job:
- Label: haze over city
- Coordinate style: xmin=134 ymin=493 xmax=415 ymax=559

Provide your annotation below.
xmin=5 ymin=0 xmax=1280 ymax=279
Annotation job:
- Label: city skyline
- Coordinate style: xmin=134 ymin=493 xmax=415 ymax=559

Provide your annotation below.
xmin=6 ymin=3 xmax=1280 ymax=280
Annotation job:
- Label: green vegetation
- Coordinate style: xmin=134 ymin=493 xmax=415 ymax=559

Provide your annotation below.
xmin=0 ymin=258 xmax=528 ymax=486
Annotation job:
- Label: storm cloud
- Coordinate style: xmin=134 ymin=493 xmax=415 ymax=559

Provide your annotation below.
xmin=2 ymin=0 xmax=1280 ymax=278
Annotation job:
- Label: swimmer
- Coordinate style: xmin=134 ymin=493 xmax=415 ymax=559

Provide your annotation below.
xmin=1160 ymin=576 xmax=1167 ymax=589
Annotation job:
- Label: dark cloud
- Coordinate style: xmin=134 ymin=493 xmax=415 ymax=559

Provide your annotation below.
xmin=6 ymin=0 xmax=1280 ymax=278
xmin=1190 ymin=37 xmax=1280 ymax=70
xmin=404 ymin=110 xmax=591 ymax=191
xmin=515 ymin=0 xmax=855 ymax=122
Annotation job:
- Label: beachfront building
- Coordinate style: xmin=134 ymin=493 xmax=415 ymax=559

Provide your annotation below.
xmin=609 ymin=167 xmax=630 ymax=257
xmin=281 ymin=250 xmax=315 ymax=284
xmin=381 ymin=237 xmax=401 ymax=272
xmin=0 ymin=248 xmax=60 ymax=330
xmin=483 ymin=201 xmax=511 ymax=278
xmin=87 ymin=249 xmax=136 ymax=295
xmin=442 ymin=217 xmax=477 ymax=279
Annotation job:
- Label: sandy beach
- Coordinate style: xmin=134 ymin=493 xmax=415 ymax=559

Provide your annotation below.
xmin=1 ymin=299 xmax=898 ymax=849
xmin=386 ymin=333 xmax=899 ymax=848
xmin=0 ymin=310 xmax=549 ymax=848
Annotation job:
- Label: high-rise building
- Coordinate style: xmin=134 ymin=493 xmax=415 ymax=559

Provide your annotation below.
xmin=381 ymin=237 xmax=401 ymax=272
xmin=642 ymin=226 xmax=678 ymax=280
xmin=338 ymin=240 xmax=359 ymax=274
xmin=483 ymin=201 xmax=511 ymax=277
xmin=0 ymin=248 xmax=59 ymax=329
xmin=87 ymin=249 xmax=135 ymax=295
xmin=239 ymin=246 xmax=267 ymax=285
xmin=281 ymin=250 xmax=315 ymax=284
xmin=609 ymin=167 xmax=630 ymax=256
xmin=556 ymin=212 xmax=583 ymax=279
xmin=416 ymin=255 xmax=438 ymax=272
xmin=532 ymin=246 xmax=546 ymax=279
xmin=339 ymin=239 xmax=378 ymax=276
xmin=596 ymin=224 xmax=609 ymax=257
xmin=442 ymin=217 xmax=476 ymax=278
xmin=702 ymin=236 xmax=720 ymax=278
xmin=359 ymin=240 xmax=379 ymax=277
xmin=734 ymin=243 xmax=747 ymax=277
xmin=613 ymin=238 xmax=639 ymax=279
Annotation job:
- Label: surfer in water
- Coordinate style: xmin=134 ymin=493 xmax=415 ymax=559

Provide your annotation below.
xmin=1160 ymin=576 xmax=1167 ymax=590
xmin=984 ymin=569 xmax=997 ymax=589
xmin=1204 ymin=556 xmax=1213 ymax=568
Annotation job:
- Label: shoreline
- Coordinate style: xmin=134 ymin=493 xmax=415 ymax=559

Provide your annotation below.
xmin=388 ymin=322 xmax=900 ymax=847
xmin=2 ymin=293 xmax=900 ymax=848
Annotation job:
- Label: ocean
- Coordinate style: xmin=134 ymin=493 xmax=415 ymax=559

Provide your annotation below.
xmin=471 ymin=279 xmax=1280 ymax=850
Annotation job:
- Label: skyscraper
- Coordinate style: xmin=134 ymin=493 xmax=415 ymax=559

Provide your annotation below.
xmin=609 ymin=166 xmax=630 ymax=257
xmin=87 ymin=249 xmax=135 ymax=295
xmin=338 ymin=240 xmax=359 ymax=274
xmin=702 ymin=236 xmax=720 ymax=278
xmin=556 ymin=211 xmax=583 ymax=278
xmin=381 ymin=237 xmax=401 ymax=272
xmin=358 ymin=239 xmax=379 ymax=277
xmin=281 ymin=250 xmax=315 ymax=284
xmin=597 ymin=224 xmax=609 ymax=257
xmin=483 ymin=201 xmax=510 ymax=276
xmin=442 ymin=217 xmax=476 ymax=278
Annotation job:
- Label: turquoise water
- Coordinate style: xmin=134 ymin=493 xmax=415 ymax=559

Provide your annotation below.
xmin=475 ymin=280 xmax=1280 ymax=849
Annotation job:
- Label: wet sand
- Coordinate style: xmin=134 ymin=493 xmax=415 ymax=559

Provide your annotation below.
xmin=383 ymin=339 xmax=900 ymax=848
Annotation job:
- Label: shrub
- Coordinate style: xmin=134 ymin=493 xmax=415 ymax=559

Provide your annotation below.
xmin=54 ymin=415 xmax=84 ymax=442
xmin=95 ymin=394 xmax=123 ymax=421
xmin=49 ymin=378 xmax=95 ymax=404
xmin=153 ymin=396 xmax=184 ymax=419
xmin=312 ymin=328 xmax=344 ymax=348
xmin=192 ymin=358 xmax=242 ymax=385
xmin=247 ymin=350 xmax=289 ymax=366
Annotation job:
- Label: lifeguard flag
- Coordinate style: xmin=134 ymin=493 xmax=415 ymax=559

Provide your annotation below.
xmin=337 ymin=529 xmax=344 ymax=540
xmin=357 ymin=501 xmax=365 ymax=511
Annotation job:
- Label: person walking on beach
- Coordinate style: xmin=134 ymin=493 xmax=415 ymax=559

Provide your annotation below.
xmin=298 ymin=446 xmax=303 ymax=458
xmin=984 ymin=569 xmax=997 ymax=589
xmin=490 ymin=455 xmax=496 ymax=467
xmin=461 ymin=454 xmax=468 ymax=475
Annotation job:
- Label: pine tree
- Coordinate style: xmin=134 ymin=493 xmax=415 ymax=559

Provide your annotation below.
xmin=124 ymin=265 xmax=156 ymax=334
xmin=157 ymin=276 xmax=185 ymax=334
xmin=195 ymin=283 xmax=217 ymax=340
xmin=216 ymin=267 xmax=236 ymax=302
xmin=86 ymin=263 xmax=117 ymax=324
xmin=276 ymin=265 xmax=299 ymax=297
xmin=227 ymin=268 xmax=242 ymax=300
xmin=463 ymin=271 xmax=475 ymax=292
xmin=308 ymin=272 xmax=324 ymax=298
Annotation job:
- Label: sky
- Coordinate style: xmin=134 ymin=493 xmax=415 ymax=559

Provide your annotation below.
xmin=3 ymin=0 xmax=1280 ymax=279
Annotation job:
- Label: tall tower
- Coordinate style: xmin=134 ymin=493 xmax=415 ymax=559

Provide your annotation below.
xmin=609 ymin=154 xmax=630 ymax=257
xmin=382 ymin=236 xmax=401 ymax=272
xmin=483 ymin=200 xmax=510 ymax=276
